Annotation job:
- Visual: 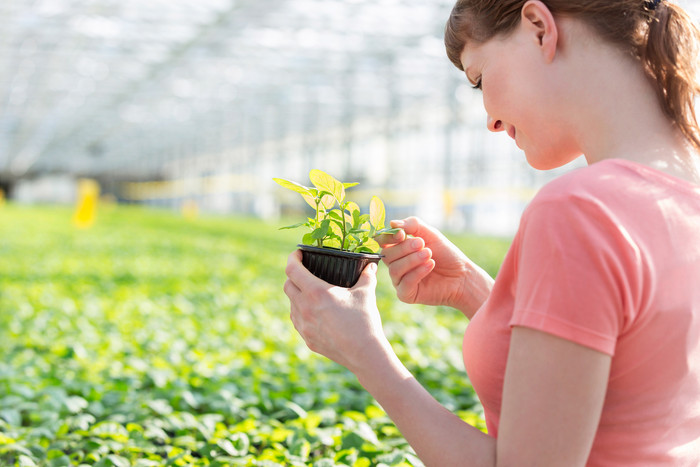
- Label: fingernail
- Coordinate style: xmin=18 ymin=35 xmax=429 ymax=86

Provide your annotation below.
xmin=412 ymin=239 xmax=422 ymax=249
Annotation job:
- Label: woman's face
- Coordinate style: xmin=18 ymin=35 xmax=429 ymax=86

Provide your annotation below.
xmin=459 ymin=21 xmax=582 ymax=170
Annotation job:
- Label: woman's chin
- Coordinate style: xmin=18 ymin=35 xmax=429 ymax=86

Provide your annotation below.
xmin=524 ymin=147 xmax=582 ymax=171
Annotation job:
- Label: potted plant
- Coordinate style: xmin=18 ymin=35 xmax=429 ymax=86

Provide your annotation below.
xmin=273 ymin=170 xmax=400 ymax=287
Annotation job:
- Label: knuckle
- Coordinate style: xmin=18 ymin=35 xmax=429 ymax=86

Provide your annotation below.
xmin=285 ymin=262 xmax=295 ymax=277
xmin=306 ymin=341 xmax=319 ymax=353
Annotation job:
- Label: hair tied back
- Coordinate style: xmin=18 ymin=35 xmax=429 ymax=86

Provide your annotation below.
xmin=645 ymin=0 xmax=662 ymax=11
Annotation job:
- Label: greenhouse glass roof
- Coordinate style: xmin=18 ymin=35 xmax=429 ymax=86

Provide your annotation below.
xmin=1 ymin=0 xmax=698 ymax=182
xmin=0 ymin=0 xmax=463 ymax=179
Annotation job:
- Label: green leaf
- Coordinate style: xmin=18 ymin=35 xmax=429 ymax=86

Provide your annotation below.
xmin=324 ymin=237 xmax=342 ymax=249
xmin=340 ymin=432 xmax=365 ymax=450
xmin=352 ymin=210 xmax=361 ymax=229
xmin=90 ymin=421 xmax=129 ymax=442
xmin=95 ymin=455 xmax=130 ymax=467
xmin=309 ymin=170 xmax=345 ymax=203
xmin=311 ymin=219 xmax=331 ymax=240
xmin=48 ymin=455 xmax=71 ymax=467
xmin=375 ymin=227 xmax=402 ymax=236
xmin=328 ymin=210 xmax=343 ymax=221
xmin=279 ymin=222 xmax=308 ymax=230
xmin=18 ymin=455 xmax=37 ymax=467
xmin=64 ymin=396 xmax=88 ymax=414
xmin=302 ymin=232 xmax=315 ymax=245
xmin=228 ymin=433 xmax=250 ymax=456
xmin=376 ymin=451 xmax=405 ymax=465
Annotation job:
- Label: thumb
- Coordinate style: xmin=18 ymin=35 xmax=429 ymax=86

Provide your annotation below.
xmin=353 ymin=261 xmax=378 ymax=290
xmin=396 ymin=216 xmax=439 ymax=242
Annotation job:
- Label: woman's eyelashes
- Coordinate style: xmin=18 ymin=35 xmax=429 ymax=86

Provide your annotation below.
xmin=471 ymin=76 xmax=482 ymax=90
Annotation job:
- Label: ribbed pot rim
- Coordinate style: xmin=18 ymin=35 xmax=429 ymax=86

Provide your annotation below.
xmin=297 ymin=244 xmax=383 ymax=259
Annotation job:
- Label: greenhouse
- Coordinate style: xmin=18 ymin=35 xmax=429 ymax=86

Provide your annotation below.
xmin=2 ymin=0 xmax=700 ymax=465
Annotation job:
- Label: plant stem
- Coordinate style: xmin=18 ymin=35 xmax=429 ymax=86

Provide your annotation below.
xmin=340 ymin=202 xmax=348 ymax=251
xmin=315 ymin=198 xmax=323 ymax=248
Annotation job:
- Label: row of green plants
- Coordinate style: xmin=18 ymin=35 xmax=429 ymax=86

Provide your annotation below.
xmin=0 ymin=203 xmax=509 ymax=466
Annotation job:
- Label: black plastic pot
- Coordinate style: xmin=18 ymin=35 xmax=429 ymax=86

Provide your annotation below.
xmin=297 ymin=244 xmax=382 ymax=288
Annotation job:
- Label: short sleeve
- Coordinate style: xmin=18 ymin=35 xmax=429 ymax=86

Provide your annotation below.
xmin=509 ymin=194 xmax=643 ymax=356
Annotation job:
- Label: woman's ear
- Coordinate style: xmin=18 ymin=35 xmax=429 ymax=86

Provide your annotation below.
xmin=521 ymin=0 xmax=558 ymax=63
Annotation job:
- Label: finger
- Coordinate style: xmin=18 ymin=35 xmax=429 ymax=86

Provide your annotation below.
xmin=353 ymin=261 xmax=378 ymax=291
xmin=289 ymin=302 xmax=300 ymax=331
xmin=394 ymin=217 xmax=439 ymax=241
xmin=375 ymin=227 xmax=406 ymax=247
xmin=286 ymin=249 xmax=329 ymax=291
xmin=285 ymin=249 xmax=304 ymax=274
xmin=283 ymin=278 xmax=301 ymax=300
xmin=396 ymin=259 xmax=436 ymax=302
xmin=386 ymin=247 xmax=432 ymax=287
xmin=382 ymin=236 xmax=426 ymax=266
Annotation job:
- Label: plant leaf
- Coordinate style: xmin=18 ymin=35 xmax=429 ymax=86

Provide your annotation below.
xmin=329 ymin=219 xmax=343 ymax=238
xmin=309 ymin=170 xmax=345 ymax=203
xmin=302 ymin=232 xmax=315 ymax=245
xmin=311 ymin=219 xmax=331 ymax=240
xmin=375 ymin=227 xmax=402 ymax=235
xmin=361 ymin=238 xmax=380 ymax=253
xmin=273 ymin=178 xmax=312 ymax=196
xmin=301 ymin=193 xmax=317 ymax=210
xmin=324 ymin=236 xmax=342 ymax=249
xmin=369 ymin=196 xmax=386 ymax=230
xmin=279 ymin=222 xmax=307 ymax=230
xmin=345 ymin=201 xmax=360 ymax=215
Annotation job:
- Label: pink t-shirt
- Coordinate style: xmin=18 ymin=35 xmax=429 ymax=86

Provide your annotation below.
xmin=463 ymin=159 xmax=700 ymax=465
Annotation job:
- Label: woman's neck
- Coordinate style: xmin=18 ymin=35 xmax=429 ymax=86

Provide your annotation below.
xmin=559 ymin=21 xmax=700 ymax=183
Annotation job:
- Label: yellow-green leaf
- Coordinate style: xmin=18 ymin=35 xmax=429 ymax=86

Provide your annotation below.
xmin=345 ymin=201 xmax=360 ymax=217
xmin=309 ymin=170 xmax=345 ymax=202
xmin=369 ymin=196 xmax=385 ymax=229
xmin=272 ymin=178 xmax=312 ymax=196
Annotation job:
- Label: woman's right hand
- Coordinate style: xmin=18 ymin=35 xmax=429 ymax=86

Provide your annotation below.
xmin=376 ymin=217 xmax=494 ymax=318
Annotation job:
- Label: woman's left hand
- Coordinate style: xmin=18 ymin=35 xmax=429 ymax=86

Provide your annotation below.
xmin=284 ymin=250 xmax=390 ymax=373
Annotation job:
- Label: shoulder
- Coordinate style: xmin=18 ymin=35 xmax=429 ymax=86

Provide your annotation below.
xmin=516 ymin=160 xmax=644 ymax=253
xmin=530 ymin=159 xmax=635 ymax=208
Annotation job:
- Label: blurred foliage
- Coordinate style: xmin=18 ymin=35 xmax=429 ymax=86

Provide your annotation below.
xmin=0 ymin=204 xmax=509 ymax=466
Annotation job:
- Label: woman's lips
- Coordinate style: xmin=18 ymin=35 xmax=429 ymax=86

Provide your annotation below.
xmin=506 ymin=126 xmax=522 ymax=149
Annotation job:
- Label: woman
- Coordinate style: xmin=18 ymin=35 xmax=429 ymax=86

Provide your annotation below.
xmin=284 ymin=0 xmax=700 ymax=464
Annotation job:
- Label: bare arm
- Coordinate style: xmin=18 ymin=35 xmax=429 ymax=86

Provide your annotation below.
xmin=352 ymin=327 xmax=609 ymax=466
xmin=284 ymin=251 xmax=611 ymax=466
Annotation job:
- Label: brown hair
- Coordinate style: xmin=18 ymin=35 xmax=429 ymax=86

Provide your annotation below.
xmin=445 ymin=1 xmax=700 ymax=152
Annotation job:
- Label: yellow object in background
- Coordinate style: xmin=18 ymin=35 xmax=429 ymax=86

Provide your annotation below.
xmin=73 ymin=179 xmax=100 ymax=228
xmin=182 ymin=199 xmax=199 ymax=220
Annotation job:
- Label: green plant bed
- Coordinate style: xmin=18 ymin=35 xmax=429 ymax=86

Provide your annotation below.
xmin=0 ymin=204 xmax=508 ymax=466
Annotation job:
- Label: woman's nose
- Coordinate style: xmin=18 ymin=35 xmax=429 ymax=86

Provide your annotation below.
xmin=487 ymin=115 xmax=504 ymax=133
